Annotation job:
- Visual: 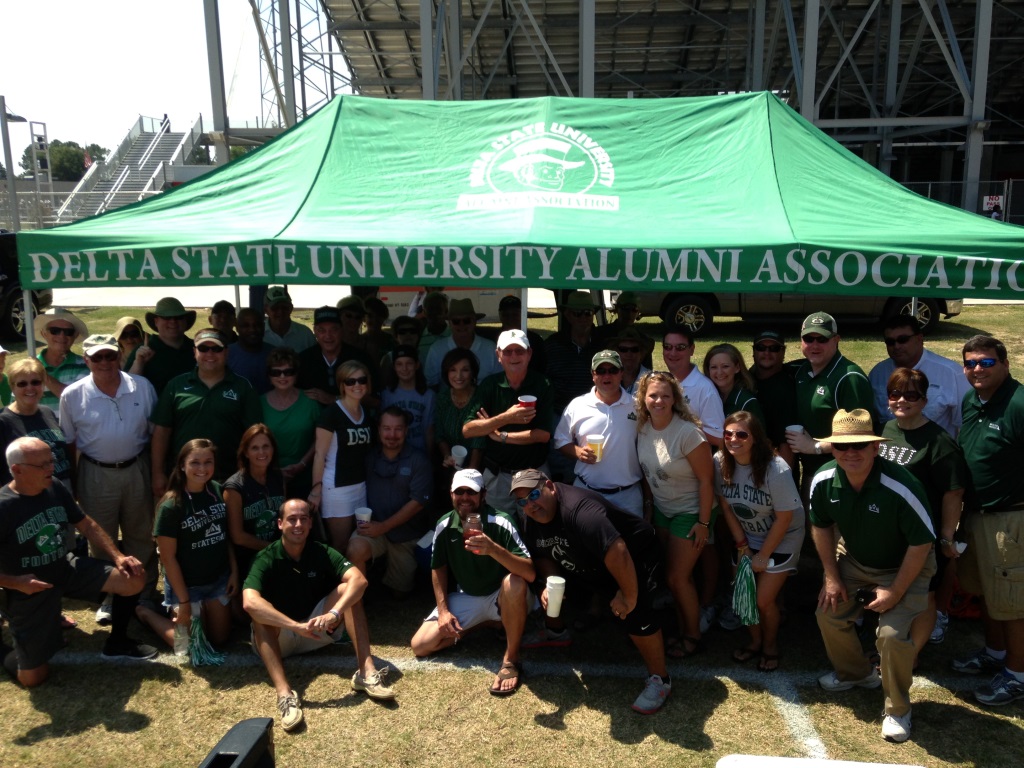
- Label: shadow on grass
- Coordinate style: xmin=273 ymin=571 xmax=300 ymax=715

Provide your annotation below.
xmin=15 ymin=661 xmax=182 ymax=746
xmin=911 ymin=699 xmax=1024 ymax=764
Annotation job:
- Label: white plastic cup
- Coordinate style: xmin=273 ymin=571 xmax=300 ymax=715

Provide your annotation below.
xmin=354 ymin=507 xmax=373 ymax=524
xmin=586 ymin=434 xmax=606 ymax=462
xmin=785 ymin=424 xmax=804 ymax=437
xmin=518 ymin=395 xmax=537 ymax=407
xmin=546 ymin=575 xmax=567 ymax=618
xmin=451 ymin=445 xmax=468 ymax=468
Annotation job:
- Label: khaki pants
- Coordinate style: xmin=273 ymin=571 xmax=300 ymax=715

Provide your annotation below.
xmin=816 ymin=550 xmax=935 ymax=717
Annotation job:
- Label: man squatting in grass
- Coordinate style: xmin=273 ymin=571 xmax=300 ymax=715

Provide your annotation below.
xmin=243 ymin=499 xmax=395 ymax=732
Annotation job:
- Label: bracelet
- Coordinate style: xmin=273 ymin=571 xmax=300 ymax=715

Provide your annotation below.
xmin=939 ymin=538 xmax=953 ymax=547
xmin=311 ymin=481 xmax=323 ymax=488
xmin=328 ymin=609 xmax=341 ymax=623
xmin=500 ymin=431 xmax=508 ymax=444
xmin=299 ymin=460 xmax=307 ymax=469
xmin=695 ymin=520 xmax=710 ymax=529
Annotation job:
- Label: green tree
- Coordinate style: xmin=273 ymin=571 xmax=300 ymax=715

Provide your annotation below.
xmin=85 ymin=143 xmax=108 ymax=164
xmin=0 ymin=161 xmax=6 ymax=180
xmin=19 ymin=139 xmax=108 ymax=182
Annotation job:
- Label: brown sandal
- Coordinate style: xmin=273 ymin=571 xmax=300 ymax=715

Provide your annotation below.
xmin=489 ymin=661 xmax=522 ymax=696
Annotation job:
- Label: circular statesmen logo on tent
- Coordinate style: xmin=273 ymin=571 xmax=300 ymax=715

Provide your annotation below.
xmin=458 ymin=122 xmax=618 ymax=212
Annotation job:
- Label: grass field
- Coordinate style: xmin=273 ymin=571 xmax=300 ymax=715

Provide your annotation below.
xmin=2 ymin=303 xmax=1024 ymax=767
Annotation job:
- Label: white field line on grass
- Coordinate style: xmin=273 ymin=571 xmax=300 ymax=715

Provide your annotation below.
xmin=50 ymin=651 xmax=979 ymax=759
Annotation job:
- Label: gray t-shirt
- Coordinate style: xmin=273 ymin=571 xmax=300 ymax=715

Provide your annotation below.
xmin=714 ymin=454 xmax=805 ymax=553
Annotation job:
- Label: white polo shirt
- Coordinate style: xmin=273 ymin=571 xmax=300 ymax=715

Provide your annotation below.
xmin=59 ymin=372 xmax=157 ymax=463
xmin=680 ymin=367 xmax=725 ymax=440
xmin=869 ymin=348 xmax=972 ymax=437
xmin=555 ymin=387 xmax=642 ymax=488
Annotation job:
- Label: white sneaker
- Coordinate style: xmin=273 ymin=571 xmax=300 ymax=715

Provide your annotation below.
xmin=631 ymin=674 xmax=671 ymax=714
xmin=818 ymin=669 xmax=881 ymax=692
xmin=277 ymin=690 xmax=303 ymax=732
xmin=929 ymin=611 xmax=948 ymax=644
xmin=95 ymin=600 xmax=113 ymax=627
xmin=881 ymin=710 xmax=912 ymax=742
xmin=699 ymin=605 xmax=718 ymax=634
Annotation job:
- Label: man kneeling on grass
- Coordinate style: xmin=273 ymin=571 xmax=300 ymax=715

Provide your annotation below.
xmin=243 ymin=499 xmax=395 ymax=732
xmin=411 ymin=469 xmax=535 ymax=696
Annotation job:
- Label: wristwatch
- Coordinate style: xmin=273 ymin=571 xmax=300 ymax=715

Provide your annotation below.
xmin=813 ymin=441 xmax=823 ymax=455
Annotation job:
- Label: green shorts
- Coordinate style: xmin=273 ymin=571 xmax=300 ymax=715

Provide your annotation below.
xmin=653 ymin=506 xmax=719 ymax=540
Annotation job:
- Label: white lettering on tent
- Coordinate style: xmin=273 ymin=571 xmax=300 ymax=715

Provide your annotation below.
xmin=871 ymin=253 xmax=901 ymax=288
xmin=534 ymin=248 xmax=559 ymax=280
xmin=987 ymin=261 xmax=1003 ymax=291
xmin=784 ymin=249 xmax=806 ymax=284
xmin=109 ymin=250 xmax=133 ymax=281
xmin=751 ymin=250 xmax=781 ymax=283
xmin=505 ymin=247 xmax=527 ymax=279
xmin=651 ymin=250 xmax=687 ymax=282
xmin=193 ymin=247 xmax=216 ymax=279
xmin=903 ymin=254 xmax=925 ymax=288
xmin=808 ymin=251 xmax=830 ymax=286
xmin=1006 ymin=261 xmax=1024 ymax=292
xmin=138 ymin=250 xmax=163 ymax=280
xmin=414 ymin=247 xmax=438 ymax=279
xmin=59 ymin=251 xmax=85 ymax=282
xmin=308 ymin=245 xmax=334 ymax=278
xmin=82 ymin=251 xmax=107 ymax=282
xmin=567 ymin=249 xmax=593 ymax=281
xmin=833 ymin=251 xmax=867 ymax=287
xmin=171 ymin=248 xmax=191 ymax=279
xmin=954 ymin=256 xmax=982 ymax=290
xmin=920 ymin=257 xmax=951 ymax=289
xmin=247 ymin=245 xmax=271 ymax=277
xmin=220 ymin=246 xmax=248 ymax=279
xmin=466 ymin=247 xmax=490 ymax=279
xmin=695 ymin=250 xmax=726 ymax=283
xmin=724 ymin=249 xmax=742 ymax=282
xmin=29 ymin=253 xmax=59 ymax=284
xmin=386 ymin=247 xmax=415 ymax=279
xmin=275 ymin=245 xmax=300 ymax=278
xmin=623 ymin=250 xmax=650 ymax=282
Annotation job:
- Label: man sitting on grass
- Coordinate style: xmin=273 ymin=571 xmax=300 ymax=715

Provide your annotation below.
xmin=243 ymin=499 xmax=395 ymax=733
xmin=411 ymin=469 xmax=535 ymax=696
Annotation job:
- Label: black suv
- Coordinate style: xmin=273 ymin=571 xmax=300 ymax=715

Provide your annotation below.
xmin=0 ymin=230 xmax=54 ymax=340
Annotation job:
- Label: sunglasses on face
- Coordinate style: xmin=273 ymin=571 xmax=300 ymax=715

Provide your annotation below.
xmin=452 ymin=488 xmax=479 ymax=496
xmin=964 ymin=358 xmax=999 ymax=369
xmin=14 ymin=379 xmax=43 ymax=388
xmin=594 ymin=366 xmax=620 ymax=376
xmin=569 ymin=309 xmax=594 ymax=318
xmin=515 ymin=487 xmax=543 ymax=508
xmin=344 ymin=376 xmax=369 ymax=386
xmin=884 ymin=334 xmax=918 ymax=346
xmin=196 ymin=345 xmax=224 ymax=354
xmin=801 ymin=335 xmax=829 ymax=345
xmin=450 ymin=317 xmax=474 ymax=326
xmin=269 ymin=367 xmax=297 ymax=377
xmin=754 ymin=343 xmax=783 ymax=353
xmin=617 ymin=346 xmax=641 ymax=354
xmin=88 ymin=351 xmax=119 ymax=363
xmin=887 ymin=390 xmax=924 ymax=402
xmin=662 ymin=343 xmax=692 ymax=352
xmin=833 ymin=441 xmax=873 ymax=452
xmin=47 ymin=326 xmax=76 ymax=337
xmin=723 ymin=429 xmax=750 ymax=440
xmin=119 ymin=329 xmax=142 ymax=340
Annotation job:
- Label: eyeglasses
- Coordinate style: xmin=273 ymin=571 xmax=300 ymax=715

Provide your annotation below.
xmin=723 ymin=429 xmax=750 ymax=440
xmin=14 ymin=379 xmax=43 ymax=388
xmin=594 ymin=366 xmax=620 ymax=376
xmin=196 ymin=344 xmax=224 ymax=354
xmin=569 ymin=309 xmax=594 ymax=318
xmin=269 ymin=367 xmax=297 ymax=377
xmin=617 ymin=346 xmax=641 ymax=354
xmin=452 ymin=488 xmax=480 ymax=496
xmin=19 ymin=459 xmax=55 ymax=470
xmin=515 ymin=487 xmax=543 ymax=508
xmin=801 ymin=335 xmax=829 ymax=345
xmin=450 ymin=317 xmax=474 ymax=326
xmin=662 ymin=343 xmax=692 ymax=352
xmin=754 ymin=343 xmax=784 ymax=353
xmin=46 ymin=326 xmax=76 ymax=337
xmin=964 ymin=358 xmax=999 ymax=369
xmin=884 ymin=334 xmax=918 ymax=346
xmin=887 ymin=390 xmax=924 ymax=402
xmin=833 ymin=441 xmax=874 ymax=452
xmin=344 ymin=376 xmax=369 ymax=386
xmin=88 ymin=351 xmax=119 ymax=363
xmin=119 ymin=329 xmax=142 ymax=340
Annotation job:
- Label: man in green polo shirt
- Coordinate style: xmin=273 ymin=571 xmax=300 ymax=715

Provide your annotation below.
xmin=788 ymin=312 xmax=875 ymax=500
xmin=243 ymin=499 xmax=395 ymax=732
xmin=411 ymin=469 xmax=535 ymax=696
xmin=150 ymin=329 xmax=261 ymax=496
xmin=127 ymin=297 xmax=197 ymax=395
xmin=952 ymin=335 xmax=1024 ymax=706
xmin=809 ymin=409 xmax=935 ymax=744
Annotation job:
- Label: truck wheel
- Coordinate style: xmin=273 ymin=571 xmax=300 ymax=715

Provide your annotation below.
xmin=0 ymin=289 xmax=35 ymax=340
xmin=884 ymin=297 xmax=939 ymax=333
xmin=664 ymin=295 xmax=714 ymax=335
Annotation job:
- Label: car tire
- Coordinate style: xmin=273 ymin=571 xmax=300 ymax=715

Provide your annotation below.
xmin=664 ymin=294 xmax=715 ymax=335
xmin=0 ymin=288 xmax=36 ymax=341
xmin=884 ymin=297 xmax=940 ymax=333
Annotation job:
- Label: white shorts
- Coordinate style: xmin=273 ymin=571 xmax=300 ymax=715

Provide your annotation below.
xmin=321 ymin=479 xmax=367 ymax=519
xmin=424 ymin=587 xmax=502 ymax=630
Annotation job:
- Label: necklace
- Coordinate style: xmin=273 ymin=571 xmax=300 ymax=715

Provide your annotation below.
xmin=451 ymin=390 xmax=471 ymax=409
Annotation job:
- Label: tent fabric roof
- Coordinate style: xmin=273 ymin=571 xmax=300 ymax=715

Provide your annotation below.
xmin=17 ymin=92 xmax=1024 ymax=298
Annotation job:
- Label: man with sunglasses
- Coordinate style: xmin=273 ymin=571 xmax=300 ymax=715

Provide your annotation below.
xmin=151 ymin=329 xmax=262 ymax=496
xmin=510 ymin=469 xmax=671 ymax=714
xmin=868 ymin=316 xmax=969 ymax=438
xmin=661 ymin=325 xmax=725 ymax=448
xmin=411 ymin=469 xmax=535 ymax=696
xmin=809 ymin=409 xmax=935 ymax=743
xmin=789 ymin=312 xmax=875 ymax=500
xmin=953 ymin=335 xmax=1024 ymax=706
xmin=424 ymin=298 xmax=500 ymax=388
xmin=59 ymin=334 xmax=159 ymax=623
xmin=609 ymin=326 xmax=654 ymax=395
xmin=554 ymin=350 xmax=645 ymax=517
xmin=33 ymin=308 xmax=89 ymax=409
xmin=750 ymin=330 xmax=798 ymax=467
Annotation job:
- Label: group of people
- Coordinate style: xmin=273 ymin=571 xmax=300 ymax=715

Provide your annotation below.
xmin=0 ymin=287 xmax=1022 ymax=744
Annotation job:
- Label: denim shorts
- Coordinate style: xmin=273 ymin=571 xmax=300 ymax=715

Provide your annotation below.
xmin=162 ymin=570 xmax=231 ymax=609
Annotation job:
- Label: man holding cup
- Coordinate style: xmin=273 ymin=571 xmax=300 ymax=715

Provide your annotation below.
xmin=411 ymin=469 xmax=536 ymax=696
xmin=511 ymin=469 xmax=671 ymax=714
xmin=463 ymin=329 xmax=554 ymax=515
xmin=346 ymin=407 xmax=432 ymax=599
xmin=554 ymin=350 xmax=646 ymax=516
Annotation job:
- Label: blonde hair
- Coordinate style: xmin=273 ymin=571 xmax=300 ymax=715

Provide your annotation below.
xmin=702 ymin=343 xmax=756 ymax=392
xmin=8 ymin=358 xmax=45 ymax=383
xmin=634 ymin=371 xmax=701 ymax=430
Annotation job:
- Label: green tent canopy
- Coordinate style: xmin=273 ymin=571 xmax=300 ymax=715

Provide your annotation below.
xmin=17 ymin=92 xmax=1024 ymax=298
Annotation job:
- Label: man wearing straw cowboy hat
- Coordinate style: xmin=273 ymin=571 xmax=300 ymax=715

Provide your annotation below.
xmin=808 ymin=408 xmax=935 ymax=743
xmin=126 ymin=297 xmax=198 ymax=395
xmin=33 ymin=307 xmax=89 ymax=409
xmin=423 ymin=298 xmax=500 ymax=388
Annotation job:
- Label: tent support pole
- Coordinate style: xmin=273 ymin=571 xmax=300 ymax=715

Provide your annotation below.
xmin=278 ymin=0 xmax=298 ymax=125
xmin=961 ymin=0 xmax=992 ymax=212
xmin=23 ymin=288 xmax=35 ymax=357
xmin=419 ymin=0 xmax=436 ymax=99
xmin=800 ymin=0 xmax=820 ymax=122
xmin=879 ymin=0 xmax=902 ymax=177
xmin=579 ymin=0 xmax=595 ymax=97
xmin=203 ymin=0 xmax=231 ymax=165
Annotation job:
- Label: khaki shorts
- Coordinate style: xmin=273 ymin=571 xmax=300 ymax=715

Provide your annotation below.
xmin=349 ymin=533 xmax=418 ymax=593
xmin=959 ymin=509 xmax=1024 ymax=621
xmin=251 ymin=595 xmax=344 ymax=658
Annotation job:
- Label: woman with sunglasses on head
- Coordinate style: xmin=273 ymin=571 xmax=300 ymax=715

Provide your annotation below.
xmin=309 ymin=361 xmax=374 ymax=554
xmin=879 ymin=367 xmax=967 ymax=652
xmin=136 ymin=439 xmax=237 ymax=650
xmin=635 ymin=370 xmax=714 ymax=659
xmin=703 ymin=344 xmax=766 ymax=427
xmin=715 ymin=411 xmax=804 ymax=671
xmin=261 ymin=347 xmax=319 ymax=499
xmin=225 ymin=424 xmax=286 ymax=580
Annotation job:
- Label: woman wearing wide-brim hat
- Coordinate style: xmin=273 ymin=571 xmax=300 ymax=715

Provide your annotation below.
xmin=33 ymin=307 xmax=89 ymax=409
xmin=113 ymin=317 xmax=147 ymax=371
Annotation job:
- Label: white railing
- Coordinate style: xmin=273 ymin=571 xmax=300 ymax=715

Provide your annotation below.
xmin=55 ymin=160 xmax=102 ymax=223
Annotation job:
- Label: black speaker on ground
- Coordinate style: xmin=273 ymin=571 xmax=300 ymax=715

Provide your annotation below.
xmin=198 ymin=717 xmax=275 ymax=768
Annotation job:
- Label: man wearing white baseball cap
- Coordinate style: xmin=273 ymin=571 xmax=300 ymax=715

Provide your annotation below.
xmin=411 ymin=468 xmax=535 ymax=696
